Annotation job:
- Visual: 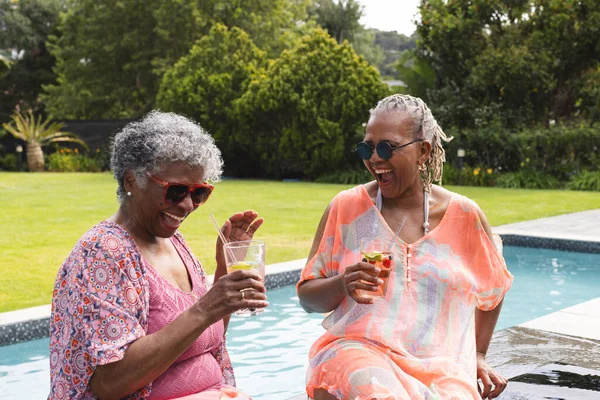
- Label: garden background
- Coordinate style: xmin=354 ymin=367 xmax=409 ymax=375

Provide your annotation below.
xmin=1 ymin=0 xmax=600 ymax=311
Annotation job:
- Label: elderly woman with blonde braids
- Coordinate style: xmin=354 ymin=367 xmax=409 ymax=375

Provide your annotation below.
xmin=298 ymin=94 xmax=513 ymax=400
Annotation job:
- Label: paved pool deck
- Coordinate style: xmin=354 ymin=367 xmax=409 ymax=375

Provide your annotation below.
xmin=494 ymin=208 xmax=600 ymax=243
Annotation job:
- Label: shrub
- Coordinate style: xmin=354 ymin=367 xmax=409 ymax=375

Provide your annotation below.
xmin=157 ymin=24 xmax=266 ymax=178
xmin=444 ymin=123 xmax=600 ymax=181
xmin=47 ymin=149 xmax=103 ymax=172
xmin=237 ymin=28 xmax=388 ymax=180
xmin=567 ymin=171 xmax=600 ymax=191
xmin=441 ymin=164 xmax=496 ymax=187
xmin=495 ymin=170 xmax=561 ymax=189
xmin=315 ymin=169 xmax=373 ymax=184
xmin=441 ymin=164 xmax=460 ymax=185
xmin=0 ymin=154 xmax=17 ymax=171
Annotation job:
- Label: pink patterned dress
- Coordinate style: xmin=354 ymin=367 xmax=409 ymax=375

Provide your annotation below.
xmin=297 ymin=186 xmax=513 ymax=399
xmin=49 ymin=221 xmax=250 ymax=400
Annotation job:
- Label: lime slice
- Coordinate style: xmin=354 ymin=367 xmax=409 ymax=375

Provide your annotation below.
xmin=229 ymin=262 xmax=254 ymax=270
xmin=362 ymin=251 xmax=383 ymax=262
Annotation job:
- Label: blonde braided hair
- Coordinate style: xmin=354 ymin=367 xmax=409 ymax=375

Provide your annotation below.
xmin=369 ymin=94 xmax=452 ymax=192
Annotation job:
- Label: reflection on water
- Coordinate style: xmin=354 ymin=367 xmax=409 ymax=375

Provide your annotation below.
xmin=227 ymin=290 xmax=323 ymax=400
xmin=499 ymin=246 xmax=600 ymax=330
xmin=0 ymin=339 xmax=49 ymax=399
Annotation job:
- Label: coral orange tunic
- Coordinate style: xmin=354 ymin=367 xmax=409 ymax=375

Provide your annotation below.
xmin=298 ymin=186 xmax=513 ymax=399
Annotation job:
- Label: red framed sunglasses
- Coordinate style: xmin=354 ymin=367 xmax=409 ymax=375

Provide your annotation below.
xmin=146 ymin=174 xmax=214 ymax=206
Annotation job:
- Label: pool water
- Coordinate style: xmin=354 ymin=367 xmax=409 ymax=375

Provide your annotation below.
xmin=1 ymin=246 xmax=600 ymax=399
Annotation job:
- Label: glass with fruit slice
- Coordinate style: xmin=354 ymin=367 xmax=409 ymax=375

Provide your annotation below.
xmin=357 ymin=239 xmax=393 ymax=300
xmin=224 ymin=240 xmax=266 ymax=316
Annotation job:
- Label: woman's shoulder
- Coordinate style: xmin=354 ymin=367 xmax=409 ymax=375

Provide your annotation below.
xmin=434 ymin=185 xmax=494 ymax=236
xmin=70 ymin=220 xmax=139 ymax=261
xmin=433 ymin=185 xmax=479 ymax=212
xmin=84 ymin=220 xmax=133 ymax=243
xmin=333 ymin=182 xmax=376 ymax=204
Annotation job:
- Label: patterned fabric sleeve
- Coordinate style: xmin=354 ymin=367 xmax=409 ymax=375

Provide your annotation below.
xmin=49 ymin=225 xmax=150 ymax=399
xmin=297 ymin=195 xmax=342 ymax=288
xmin=468 ymin=205 xmax=514 ymax=311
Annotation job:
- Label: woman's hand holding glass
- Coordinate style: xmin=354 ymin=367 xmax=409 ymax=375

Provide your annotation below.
xmin=197 ymin=269 xmax=268 ymax=324
xmin=342 ymin=261 xmax=384 ymax=305
xmin=208 ymin=210 xmax=266 ymax=320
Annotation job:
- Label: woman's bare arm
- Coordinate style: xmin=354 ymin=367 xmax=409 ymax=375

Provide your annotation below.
xmin=474 ymin=206 xmax=509 ymax=398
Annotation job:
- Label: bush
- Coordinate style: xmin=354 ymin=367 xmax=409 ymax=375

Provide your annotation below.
xmin=236 ymin=28 xmax=388 ymax=180
xmin=441 ymin=164 xmax=496 ymax=187
xmin=441 ymin=163 xmax=460 ymax=185
xmin=157 ymin=24 xmax=266 ymax=178
xmin=495 ymin=170 xmax=561 ymax=189
xmin=0 ymin=154 xmax=17 ymax=171
xmin=567 ymin=171 xmax=600 ymax=191
xmin=315 ymin=169 xmax=373 ymax=184
xmin=444 ymin=123 xmax=600 ymax=181
xmin=47 ymin=149 xmax=103 ymax=172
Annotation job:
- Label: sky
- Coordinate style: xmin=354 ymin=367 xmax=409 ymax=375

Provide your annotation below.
xmin=358 ymin=0 xmax=421 ymax=36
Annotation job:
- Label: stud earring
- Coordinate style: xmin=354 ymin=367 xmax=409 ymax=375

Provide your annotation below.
xmin=127 ymin=191 xmax=132 ymax=196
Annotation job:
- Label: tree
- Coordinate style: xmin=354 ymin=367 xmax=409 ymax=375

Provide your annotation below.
xmin=417 ymin=0 xmax=600 ymax=128
xmin=309 ymin=0 xmax=363 ymax=44
xmin=2 ymin=110 xmax=87 ymax=171
xmin=349 ymin=28 xmax=385 ymax=68
xmin=236 ymin=28 xmax=389 ymax=179
xmin=192 ymin=0 xmax=312 ymax=58
xmin=395 ymin=50 xmax=436 ymax=100
xmin=43 ymin=0 xmax=165 ymax=119
xmin=42 ymin=0 xmax=312 ymax=120
xmin=576 ymin=65 xmax=600 ymax=123
xmin=0 ymin=0 xmax=64 ymax=122
xmin=152 ymin=0 xmax=312 ymax=74
xmin=374 ymin=30 xmax=417 ymax=78
xmin=157 ymin=24 xmax=266 ymax=176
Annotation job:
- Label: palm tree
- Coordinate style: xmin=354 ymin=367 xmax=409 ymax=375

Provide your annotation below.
xmin=395 ymin=50 xmax=436 ymax=101
xmin=2 ymin=110 xmax=87 ymax=172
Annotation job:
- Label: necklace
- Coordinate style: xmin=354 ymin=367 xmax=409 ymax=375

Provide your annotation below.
xmin=376 ymin=188 xmax=430 ymax=235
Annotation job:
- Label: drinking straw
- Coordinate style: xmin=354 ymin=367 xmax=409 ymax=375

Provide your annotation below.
xmin=209 ymin=214 xmax=238 ymax=264
xmin=387 ymin=215 xmax=408 ymax=252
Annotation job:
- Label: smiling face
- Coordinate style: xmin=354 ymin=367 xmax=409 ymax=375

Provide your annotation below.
xmin=124 ymin=161 xmax=205 ymax=239
xmin=363 ymin=112 xmax=431 ymax=199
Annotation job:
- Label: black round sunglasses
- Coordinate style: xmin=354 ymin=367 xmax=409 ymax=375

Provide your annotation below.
xmin=356 ymin=139 xmax=424 ymax=160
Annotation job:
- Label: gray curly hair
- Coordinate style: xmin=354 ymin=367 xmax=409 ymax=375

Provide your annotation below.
xmin=369 ymin=94 xmax=452 ymax=191
xmin=110 ymin=110 xmax=223 ymax=203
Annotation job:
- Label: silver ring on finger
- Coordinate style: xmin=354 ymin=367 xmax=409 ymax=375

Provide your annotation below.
xmin=240 ymin=290 xmax=246 ymax=301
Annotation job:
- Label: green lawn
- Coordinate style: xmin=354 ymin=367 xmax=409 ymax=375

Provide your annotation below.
xmin=2 ymin=172 xmax=600 ymax=312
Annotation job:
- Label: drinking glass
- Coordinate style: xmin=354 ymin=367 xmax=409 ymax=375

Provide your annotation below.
xmin=224 ymin=240 xmax=266 ymax=316
xmin=357 ymin=238 xmax=393 ymax=300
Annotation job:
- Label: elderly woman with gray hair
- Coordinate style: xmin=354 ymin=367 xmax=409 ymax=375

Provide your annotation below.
xmin=49 ymin=111 xmax=266 ymax=400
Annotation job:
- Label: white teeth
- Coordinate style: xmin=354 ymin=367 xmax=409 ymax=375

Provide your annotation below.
xmin=163 ymin=212 xmax=184 ymax=222
xmin=375 ymin=169 xmax=392 ymax=174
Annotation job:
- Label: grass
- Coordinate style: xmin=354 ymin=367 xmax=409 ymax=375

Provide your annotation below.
xmin=1 ymin=172 xmax=600 ymax=312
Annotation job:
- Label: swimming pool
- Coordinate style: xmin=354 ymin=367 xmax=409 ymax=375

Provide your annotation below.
xmin=1 ymin=246 xmax=599 ymax=399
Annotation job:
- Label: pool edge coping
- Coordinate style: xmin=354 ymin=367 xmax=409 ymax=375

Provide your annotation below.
xmin=0 ymin=258 xmax=307 ymax=346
